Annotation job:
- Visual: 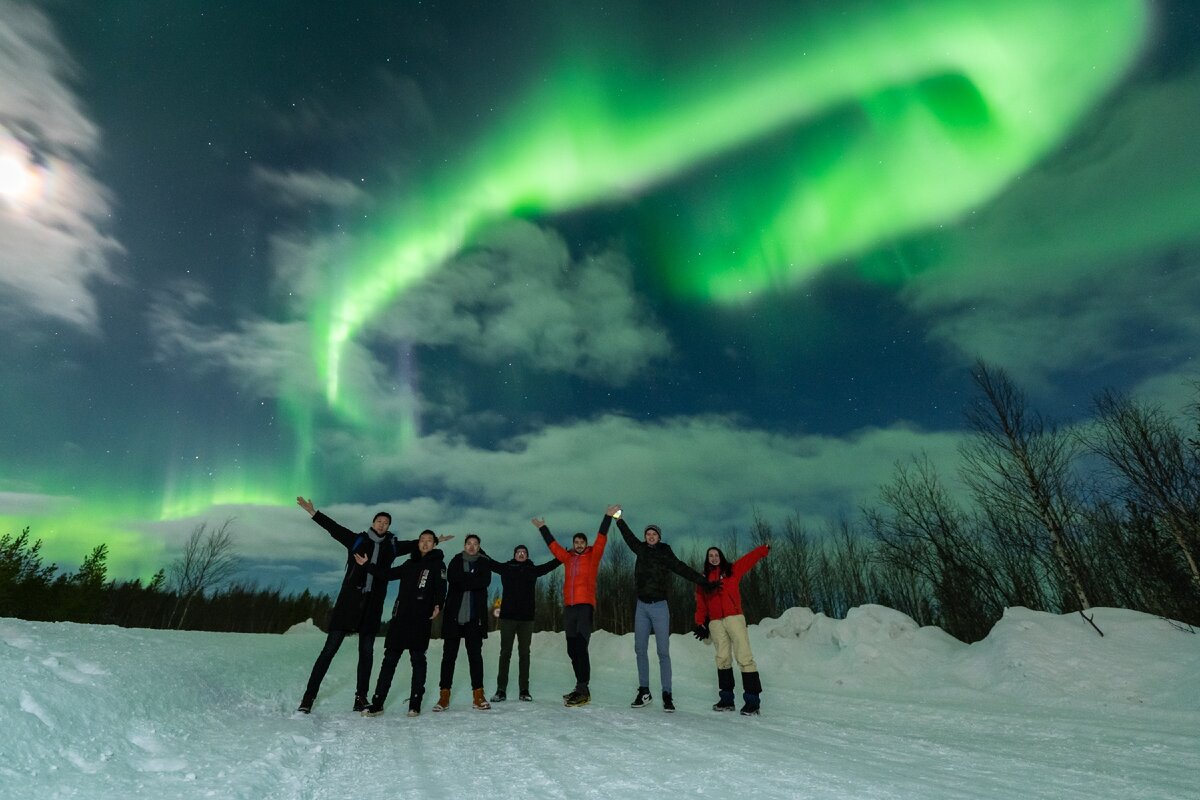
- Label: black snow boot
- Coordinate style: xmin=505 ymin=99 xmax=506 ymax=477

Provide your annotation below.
xmin=363 ymin=694 xmax=386 ymax=716
xmin=353 ymin=694 xmax=368 ymax=712
xmin=662 ymin=691 xmax=676 ymax=712
xmin=407 ymin=694 xmax=422 ymax=717
xmin=713 ymin=668 xmax=736 ymax=711
xmin=740 ymin=670 xmax=762 ymax=716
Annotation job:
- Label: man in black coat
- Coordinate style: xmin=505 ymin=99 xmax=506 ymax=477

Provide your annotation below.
xmin=487 ymin=544 xmax=560 ymax=702
xmin=294 ymin=496 xmax=450 ymax=713
xmin=615 ymin=507 xmax=711 ymax=713
xmin=362 ymin=529 xmax=446 ymax=717
xmin=434 ymin=533 xmax=494 ymax=711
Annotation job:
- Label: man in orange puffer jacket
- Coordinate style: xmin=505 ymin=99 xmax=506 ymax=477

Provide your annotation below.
xmin=532 ymin=506 xmax=615 ymax=706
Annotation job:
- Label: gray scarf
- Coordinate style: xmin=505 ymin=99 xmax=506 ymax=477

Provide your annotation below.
xmin=457 ymin=552 xmax=480 ymax=624
xmin=363 ymin=531 xmax=386 ymax=593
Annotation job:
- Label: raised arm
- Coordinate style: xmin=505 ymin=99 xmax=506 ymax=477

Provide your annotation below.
xmin=533 ymin=558 xmax=562 ymax=577
xmin=614 ymin=517 xmax=641 ymax=552
xmin=298 ymin=497 xmax=356 ymax=547
xmin=534 ymin=517 xmax=568 ymax=563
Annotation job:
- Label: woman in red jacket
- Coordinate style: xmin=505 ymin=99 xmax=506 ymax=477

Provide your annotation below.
xmin=694 ymin=543 xmax=769 ymax=715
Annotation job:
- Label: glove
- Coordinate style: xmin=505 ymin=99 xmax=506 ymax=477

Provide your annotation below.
xmin=693 ymin=624 xmax=710 ymax=641
xmin=702 ymin=580 xmax=720 ymax=592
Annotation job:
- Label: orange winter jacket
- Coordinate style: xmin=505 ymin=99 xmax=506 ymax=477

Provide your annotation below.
xmin=695 ymin=545 xmax=770 ymax=625
xmin=542 ymin=517 xmax=610 ymax=607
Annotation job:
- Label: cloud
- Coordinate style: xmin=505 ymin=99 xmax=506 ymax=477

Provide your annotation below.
xmin=897 ymin=67 xmax=1200 ymax=392
xmin=0 ymin=1 xmax=121 ymax=331
xmin=380 ymin=220 xmax=672 ymax=384
xmin=315 ymin=412 xmax=967 ymax=561
xmin=0 ymin=490 xmax=79 ymax=516
xmin=250 ymin=166 xmax=367 ymax=208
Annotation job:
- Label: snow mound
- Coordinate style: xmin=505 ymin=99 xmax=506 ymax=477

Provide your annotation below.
xmin=284 ymin=618 xmax=322 ymax=635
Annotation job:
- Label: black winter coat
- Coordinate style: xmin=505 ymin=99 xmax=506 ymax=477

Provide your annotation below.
xmin=489 ymin=557 xmax=560 ymax=622
xmin=382 ymin=548 xmax=446 ymax=650
xmin=441 ymin=553 xmax=493 ymax=639
xmin=313 ymin=511 xmax=415 ymax=635
xmin=616 ymin=519 xmax=706 ymax=603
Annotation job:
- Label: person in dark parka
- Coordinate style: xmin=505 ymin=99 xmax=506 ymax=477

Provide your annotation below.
xmin=487 ymin=544 xmax=561 ymax=702
xmin=362 ymin=529 xmax=446 ymax=717
xmin=294 ymin=496 xmax=450 ymax=713
xmin=614 ymin=507 xmax=712 ymax=713
xmin=435 ymin=533 xmax=494 ymax=711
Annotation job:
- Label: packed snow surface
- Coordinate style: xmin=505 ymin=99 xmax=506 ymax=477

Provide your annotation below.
xmin=2 ymin=605 xmax=1197 ymax=799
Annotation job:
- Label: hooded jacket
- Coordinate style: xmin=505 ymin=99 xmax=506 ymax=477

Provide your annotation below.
xmin=382 ymin=547 xmax=446 ymax=649
xmin=695 ymin=545 xmax=770 ymax=625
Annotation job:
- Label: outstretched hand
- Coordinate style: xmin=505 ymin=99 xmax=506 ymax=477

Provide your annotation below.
xmin=438 ymin=534 xmax=455 ymax=543
xmin=605 ymin=504 xmax=621 ymax=518
xmin=531 ymin=517 xmax=545 ymax=528
xmin=296 ymin=496 xmax=316 ymax=516
xmin=693 ymin=624 xmax=710 ymax=641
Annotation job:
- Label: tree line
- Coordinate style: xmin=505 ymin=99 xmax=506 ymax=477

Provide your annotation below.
xmin=4 ymin=361 xmax=1198 ymax=643
xmin=0 ymin=522 xmax=333 ymax=633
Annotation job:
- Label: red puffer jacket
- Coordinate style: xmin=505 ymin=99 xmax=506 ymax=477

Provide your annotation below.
xmin=549 ymin=533 xmax=608 ymax=607
xmin=695 ymin=545 xmax=769 ymax=625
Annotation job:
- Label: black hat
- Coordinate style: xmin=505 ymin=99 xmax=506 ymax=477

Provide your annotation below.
xmin=644 ymin=524 xmax=662 ymax=537
xmin=514 ymin=544 xmax=529 ymax=556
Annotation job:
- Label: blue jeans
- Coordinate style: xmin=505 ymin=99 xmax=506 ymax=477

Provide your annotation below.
xmin=634 ymin=599 xmax=672 ymax=693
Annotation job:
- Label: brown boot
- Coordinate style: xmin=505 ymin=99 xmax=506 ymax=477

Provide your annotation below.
xmin=472 ymin=687 xmax=491 ymax=710
xmin=432 ymin=688 xmax=450 ymax=712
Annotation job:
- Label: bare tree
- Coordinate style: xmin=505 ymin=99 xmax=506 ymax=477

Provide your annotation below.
xmin=866 ymin=455 xmax=1002 ymax=641
xmin=959 ymin=361 xmax=1098 ymax=632
xmin=1087 ymin=390 xmax=1200 ymax=594
xmin=167 ymin=519 xmax=239 ymax=629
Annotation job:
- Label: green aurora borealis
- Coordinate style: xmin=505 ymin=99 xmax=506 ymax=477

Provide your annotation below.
xmin=4 ymin=0 xmax=1199 ymax=590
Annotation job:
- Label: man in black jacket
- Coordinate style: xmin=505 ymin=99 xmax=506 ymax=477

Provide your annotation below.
xmin=294 ymin=496 xmax=450 ymax=713
xmin=362 ymin=530 xmax=446 ymax=717
xmin=435 ymin=533 xmax=494 ymax=711
xmin=487 ymin=544 xmax=560 ymax=702
xmin=615 ymin=507 xmax=711 ymax=713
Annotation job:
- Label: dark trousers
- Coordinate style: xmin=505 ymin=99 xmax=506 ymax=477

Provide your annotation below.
xmin=371 ymin=644 xmax=428 ymax=704
xmin=305 ymin=628 xmax=375 ymax=698
xmin=563 ymin=604 xmax=593 ymax=692
xmin=440 ymin=626 xmax=485 ymax=690
xmin=495 ymin=619 xmax=534 ymax=693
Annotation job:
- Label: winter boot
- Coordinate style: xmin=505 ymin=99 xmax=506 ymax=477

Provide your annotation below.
xmin=353 ymin=694 xmax=368 ymax=713
xmin=297 ymin=693 xmax=316 ymax=714
xmin=630 ymin=687 xmax=653 ymax=708
xmin=713 ymin=668 xmax=736 ymax=711
xmin=432 ymin=688 xmax=451 ymax=712
xmin=491 ymin=689 xmax=506 ymax=703
xmin=472 ymin=687 xmax=492 ymax=710
xmin=564 ymin=690 xmax=591 ymax=707
xmin=519 ymin=691 xmax=533 ymax=702
xmin=662 ymin=691 xmax=676 ymax=713
xmin=363 ymin=694 xmax=386 ymax=717
xmin=407 ymin=694 xmax=422 ymax=717
xmin=740 ymin=670 xmax=762 ymax=716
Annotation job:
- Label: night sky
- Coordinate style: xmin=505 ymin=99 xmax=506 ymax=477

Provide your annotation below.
xmin=2 ymin=0 xmax=1198 ymax=596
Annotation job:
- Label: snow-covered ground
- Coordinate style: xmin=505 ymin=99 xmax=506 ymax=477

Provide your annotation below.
xmin=1 ymin=605 xmax=1197 ymax=799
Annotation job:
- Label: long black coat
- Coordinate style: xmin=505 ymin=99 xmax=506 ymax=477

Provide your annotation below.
xmin=382 ymin=548 xmax=446 ymax=651
xmin=616 ymin=518 xmax=707 ymax=603
xmin=441 ymin=553 xmax=492 ymax=639
xmin=313 ymin=511 xmax=415 ymax=635
xmin=490 ymin=557 xmax=560 ymax=622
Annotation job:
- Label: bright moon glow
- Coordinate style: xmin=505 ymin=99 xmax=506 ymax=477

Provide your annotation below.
xmin=311 ymin=0 xmax=1148 ymax=416
xmin=0 ymin=152 xmax=33 ymax=202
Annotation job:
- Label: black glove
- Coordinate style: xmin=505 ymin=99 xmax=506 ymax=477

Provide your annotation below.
xmin=702 ymin=580 xmax=720 ymax=592
xmin=693 ymin=624 xmax=709 ymax=641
